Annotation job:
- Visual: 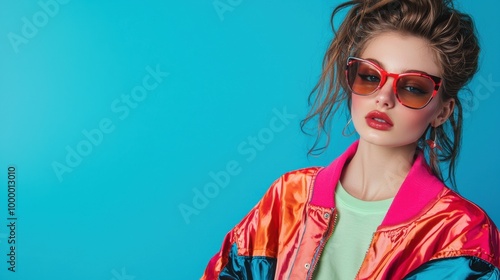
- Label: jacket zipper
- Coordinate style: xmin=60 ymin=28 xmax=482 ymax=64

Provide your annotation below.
xmin=307 ymin=209 xmax=338 ymax=280
xmin=354 ymin=231 xmax=376 ymax=279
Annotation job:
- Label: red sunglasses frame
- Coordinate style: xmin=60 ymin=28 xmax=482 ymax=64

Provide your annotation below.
xmin=345 ymin=57 xmax=442 ymax=109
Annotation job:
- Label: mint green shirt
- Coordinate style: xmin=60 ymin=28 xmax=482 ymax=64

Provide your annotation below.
xmin=313 ymin=181 xmax=393 ymax=279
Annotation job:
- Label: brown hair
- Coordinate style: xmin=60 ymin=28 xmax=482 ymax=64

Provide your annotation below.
xmin=301 ymin=0 xmax=480 ymax=188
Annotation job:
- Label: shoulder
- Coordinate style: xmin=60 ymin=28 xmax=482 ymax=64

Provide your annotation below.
xmin=266 ymin=166 xmax=323 ymax=191
xmin=280 ymin=166 xmax=322 ymax=182
xmin=260 ymin=166 xmax=323 ymax=207
xmin=424 ymin=188 xmax=499 ymax=237
xmin=428 ymin=188 xmax=500 ymax=266
xmin=437 ymin=188 xmax=497 ymax=227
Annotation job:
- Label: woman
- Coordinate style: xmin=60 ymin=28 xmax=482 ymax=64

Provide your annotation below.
xmin=202 ymin=0 xmax=500 ymax=279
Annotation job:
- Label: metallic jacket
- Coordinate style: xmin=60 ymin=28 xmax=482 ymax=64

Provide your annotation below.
xmin=202 ymin=141 xmax=500 ymax=279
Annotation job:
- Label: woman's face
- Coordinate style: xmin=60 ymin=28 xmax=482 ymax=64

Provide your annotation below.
xmin=350 ymin=32 xmax=453 ymax=148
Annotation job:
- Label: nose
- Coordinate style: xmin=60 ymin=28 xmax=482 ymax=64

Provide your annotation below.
xmin=375 ymin=77 xmax=396 ymax=109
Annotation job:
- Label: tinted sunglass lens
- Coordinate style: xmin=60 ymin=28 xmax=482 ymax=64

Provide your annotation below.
xmin=396 ymin=76 xmax=435 ymax=108
xmin=347 ymin=60 xmax=381 ymax=95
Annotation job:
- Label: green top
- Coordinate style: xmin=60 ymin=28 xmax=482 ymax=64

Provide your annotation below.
xmin=313 ymin=181 xmax=393 ymax=279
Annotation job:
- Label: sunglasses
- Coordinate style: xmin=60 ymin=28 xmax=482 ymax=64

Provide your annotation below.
xmin=345 ymin=57 xmax=442 ymax=109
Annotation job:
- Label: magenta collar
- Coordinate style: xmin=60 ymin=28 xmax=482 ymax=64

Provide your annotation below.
xmin=310 ymin=141 xmax=445 ymax=227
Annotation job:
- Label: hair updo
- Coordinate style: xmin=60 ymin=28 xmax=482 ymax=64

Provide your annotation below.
xmin=301 ymin=0 xmax=480 ymax=188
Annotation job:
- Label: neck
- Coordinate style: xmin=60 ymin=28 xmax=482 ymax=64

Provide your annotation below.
xmin=340 ymin=139 xmax=417 ymax=201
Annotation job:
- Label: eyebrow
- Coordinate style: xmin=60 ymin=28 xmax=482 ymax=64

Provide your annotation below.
xmin=363 ymin=57 xmax=439 ymax=77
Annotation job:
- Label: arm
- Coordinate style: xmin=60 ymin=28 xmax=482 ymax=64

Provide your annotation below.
xmin=201 ymin=176 xmax=284 ymax=280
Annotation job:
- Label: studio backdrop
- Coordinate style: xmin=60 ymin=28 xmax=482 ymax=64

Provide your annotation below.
xmin=0 ymin=0 xmax=498 ymax=279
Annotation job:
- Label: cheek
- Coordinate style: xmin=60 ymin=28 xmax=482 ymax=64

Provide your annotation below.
xmin=402 ymin=107 xmax=436 ymax=132
xmin=351 ymin=94 xmax=365 ymax=112
xmin=350 ymin=95 xmax=362 ymax=118
xmin=350 ymin=94 xmax=371 ymax=129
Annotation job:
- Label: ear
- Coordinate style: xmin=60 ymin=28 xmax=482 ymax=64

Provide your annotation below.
xmin=431 ymin=98 xmax=455 ymax=127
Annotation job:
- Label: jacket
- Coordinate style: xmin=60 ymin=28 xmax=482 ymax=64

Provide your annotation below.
xmin=202 ymin=141 xmax=500 ymax=279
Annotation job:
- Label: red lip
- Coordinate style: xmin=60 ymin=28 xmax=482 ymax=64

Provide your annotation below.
xmin=365 ymin=110 xmax=393 ymax=130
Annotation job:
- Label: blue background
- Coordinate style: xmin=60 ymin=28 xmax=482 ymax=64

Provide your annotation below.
xmin=0 ymin=0 xmax=498 ymax=279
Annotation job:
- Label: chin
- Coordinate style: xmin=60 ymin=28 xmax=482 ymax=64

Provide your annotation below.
xmin=360 ymin=134 xmax=418 ymax=149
